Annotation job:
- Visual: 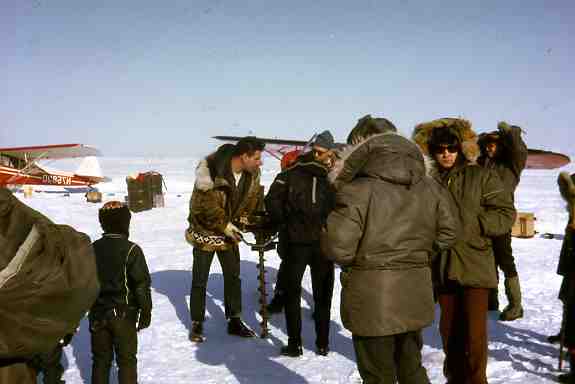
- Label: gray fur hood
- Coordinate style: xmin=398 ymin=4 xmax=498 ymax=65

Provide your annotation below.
xmin=328 ymin=132 xmax=426 ymax=190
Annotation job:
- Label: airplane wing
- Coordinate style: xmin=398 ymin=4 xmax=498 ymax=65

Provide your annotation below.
xmin=0 ymin=144 xmax=101 ymax=160
xmin=213 ymin=135 xmax=309 ymax=147
xmin=526 ymin=149 xmax=570 ymax=169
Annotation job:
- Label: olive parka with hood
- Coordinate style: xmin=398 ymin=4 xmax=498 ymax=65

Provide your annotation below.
xmin=320 ymin=132 xmax=458 ymax=337
xmin=412 ymin=118 xmax=516 ymax=290
xmin=186 ymin=144 xmax=262 ymax=252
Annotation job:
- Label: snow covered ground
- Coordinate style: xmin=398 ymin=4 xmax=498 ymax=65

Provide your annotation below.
xmin=19 ymin=155 xmax=575 ymax=383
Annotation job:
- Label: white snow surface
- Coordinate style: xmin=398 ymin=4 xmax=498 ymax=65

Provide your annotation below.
xmin=18 ymin=156 xmax=575 ymax=384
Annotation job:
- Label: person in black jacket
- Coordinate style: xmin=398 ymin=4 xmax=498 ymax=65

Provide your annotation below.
xmin=90 ymin=201 xmax=152 ymax=384
xmin=265 ymin=131 xmax=336 ymax=357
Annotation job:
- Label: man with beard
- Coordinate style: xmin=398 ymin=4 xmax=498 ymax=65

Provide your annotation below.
xmin=265 ymin=131 xmax=336 ymax=357
xmin=186 ymin=137 xmax=265 ymax=342
xmin=477 ymin=122 xmax=528 ymax=321
xmin=320 ymin=115 xmax=458 ymax=383
xmin=412 ymin=118 xmax=515 ymax=384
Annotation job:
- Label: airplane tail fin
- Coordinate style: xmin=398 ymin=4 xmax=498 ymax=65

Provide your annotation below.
xmin=75 ymin=156 xmax=104 ymax=178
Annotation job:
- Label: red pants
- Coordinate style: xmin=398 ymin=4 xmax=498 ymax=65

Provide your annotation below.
xmin=439 ymin=287 xmax=489 ymax=384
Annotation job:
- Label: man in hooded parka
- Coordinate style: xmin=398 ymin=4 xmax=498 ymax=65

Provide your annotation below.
xmin=477 ymin=122 xmax=528 ymax=321
xmin=412 ymin=118 xmax=516 ymax=384
xmin=320 ymin=115 xmax=458 ymax=383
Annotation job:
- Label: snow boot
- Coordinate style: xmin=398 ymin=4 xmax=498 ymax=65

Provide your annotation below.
xmin=189 ymin=321 xmax=204 ymax=343
xmin=281 ymin=343 xmax=303 ymax=357
xmin=499 ymin=276 xmax=524 ymax=321
xmin=227 ymin=318 xmax=256 ymax=338
xmin=488 ymin=288 xmax=499 ymax=311
xmin=558 ymin=352 xmax=575 ymax=383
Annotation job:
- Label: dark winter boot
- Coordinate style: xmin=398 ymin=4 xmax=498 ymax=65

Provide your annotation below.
xmin=227 ymin=318 xmax=256 ymax=338
xmin=499 ymin=276 xmax=524 ymax=321
xmin=488 ymin=288 xmax=499 ymax=311
xmin=266 ymin=292 xmax=285 ymax=314
xmin=548 ymin=332 xmax=563 ymax=344
xmin=558 ymin=352 xmax=575 ymax=383
xmin=281 ymin=343 xmax=303 ymax=357
xmin=189 ymin=321 xmax=204 ymax=343
xmin=316 ymin=345 xmax=329 ymax=356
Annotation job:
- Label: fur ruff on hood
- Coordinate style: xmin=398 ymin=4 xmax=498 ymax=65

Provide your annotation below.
xmin=328 ymin=131 xmax=399 ymax=185
xmin=412 ymin=118 xmax=480 ymax=164
xmin=194 ymin=159 xmax=214 ymax=191
xmin=328 ymin=131 xmax=426 ymax=191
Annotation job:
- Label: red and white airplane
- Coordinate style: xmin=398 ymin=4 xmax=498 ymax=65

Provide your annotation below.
xmin=214 ymin=135 xmax=571 ymax=170
xmin=0 ymin=144 xmax=108 ymax=187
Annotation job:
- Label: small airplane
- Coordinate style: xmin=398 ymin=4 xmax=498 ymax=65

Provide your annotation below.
xmin=0 ymin=144 xmax=108 ymax=188
xmin=214 ymin=135 xmax=571 ymax=170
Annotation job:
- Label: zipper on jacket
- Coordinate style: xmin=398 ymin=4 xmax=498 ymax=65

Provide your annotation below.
xmin=124 ymin=244 xmax=136 ymax=305
xmin=312 ymin=176 xmax=317 ymax=205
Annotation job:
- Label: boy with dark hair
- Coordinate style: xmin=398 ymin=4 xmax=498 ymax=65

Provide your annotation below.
xmin=90 ymin=201 xmax=152 ymax=384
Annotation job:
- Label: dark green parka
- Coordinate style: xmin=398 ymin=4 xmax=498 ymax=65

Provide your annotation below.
xmin=413 ymin=119 xmax=516 ymax=289
xmin=186 ymin=145 xmax=262 ymax=251
xmin=320 ymin=133 xmax=458 ymax=337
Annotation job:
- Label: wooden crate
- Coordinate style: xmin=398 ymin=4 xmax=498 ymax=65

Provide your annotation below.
xmin=511 ymin=212 xmax=536 ymax=238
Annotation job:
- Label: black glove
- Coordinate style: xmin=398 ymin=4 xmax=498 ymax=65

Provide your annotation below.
xmin=137 ymin=310 xmax=151 ymax=331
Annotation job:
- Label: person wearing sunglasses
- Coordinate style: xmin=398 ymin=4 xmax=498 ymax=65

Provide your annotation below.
xmin=477 ymin=122 xmax=528 ymax=321
xmin=412 ymin=118 xmax=515 ymax=384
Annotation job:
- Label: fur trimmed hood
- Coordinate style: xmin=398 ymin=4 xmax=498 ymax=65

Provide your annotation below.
xmin=194 ymin=159 xmax=215 ymax=191
xmin=328 ymin=131 xmax=425 ymax=190
xmin=412 ymin=118 xmax=480 ymax=164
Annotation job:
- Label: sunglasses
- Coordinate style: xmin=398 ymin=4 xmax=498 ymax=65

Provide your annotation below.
xmin=432 ymin=144 xmax=460 ymax=154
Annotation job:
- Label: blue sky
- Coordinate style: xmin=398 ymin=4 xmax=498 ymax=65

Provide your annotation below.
xmin=1 ymin=0 xmax=573 ymax=157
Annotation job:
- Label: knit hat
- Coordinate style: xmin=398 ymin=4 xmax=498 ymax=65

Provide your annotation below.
xmin=313 ymin=130 xmax=337 ymax=150
xmin=347 ymin=115 xmax=397 ymax=145
xmin=99 ymin=201 xmax=131 ymax=236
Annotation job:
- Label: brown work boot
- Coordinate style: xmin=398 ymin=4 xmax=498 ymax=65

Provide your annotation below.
xmin=189 ymin=321 xmax=204 ymax=343
xmin=227 ymin=318 xmax=256 ymax=338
